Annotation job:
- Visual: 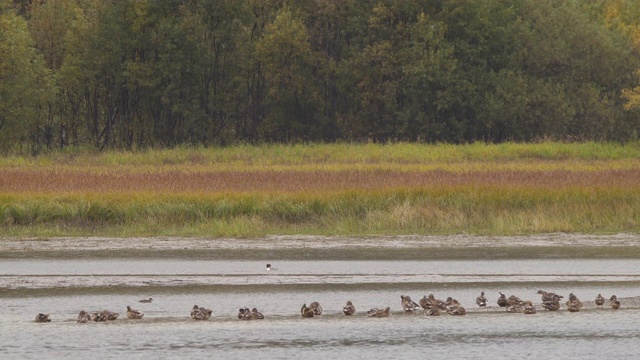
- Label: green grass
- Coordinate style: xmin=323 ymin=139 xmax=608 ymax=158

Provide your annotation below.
xmin=1 ymin=187 xmax=638 ymax=237
xmin=2 ymin=141 xmax=640 ymax=168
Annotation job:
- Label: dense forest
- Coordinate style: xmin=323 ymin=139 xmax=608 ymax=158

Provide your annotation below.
xmin=2 ymin=0 xmax=640 ymax=152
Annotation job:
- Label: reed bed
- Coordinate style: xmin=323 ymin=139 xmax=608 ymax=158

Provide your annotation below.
xmin=0 ymin=188 xmax=638 ymax=236
xmin=1 ymin=142 xmax=640 ymax=236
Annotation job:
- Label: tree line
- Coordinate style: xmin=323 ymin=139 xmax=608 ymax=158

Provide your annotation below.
xmin=2 ymin=0 xmax=640 ymax=153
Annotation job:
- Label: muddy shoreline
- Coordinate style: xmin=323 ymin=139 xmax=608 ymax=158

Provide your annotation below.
xmin=2 ymin=233 xmax=640 ymax=252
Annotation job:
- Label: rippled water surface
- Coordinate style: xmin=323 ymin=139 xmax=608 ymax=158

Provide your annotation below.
xmin=2 ymin=234 xmax=640 ymax=359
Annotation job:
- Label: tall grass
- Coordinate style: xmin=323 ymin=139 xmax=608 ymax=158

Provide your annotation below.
xmin=2 ymin=142 xmax=640 ymax=168
xmin=1 ymin=142 xmax=639 ymax=237
xmin=1 ymin=188 xmax=638 ymax=236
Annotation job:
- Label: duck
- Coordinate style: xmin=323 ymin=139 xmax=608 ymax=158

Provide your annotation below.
xmin=139 ymin=298 xmax=153 ymax=303
xmin=427 ymin=294 xmax=446 ymax=310
xmin=443 ymin=297 xmax=455 ymax=309
xmin=310 ymin=302 xmax=323 ymax=316
xmin=541 ymin=299 xmax=561 ymax=311
xmin=251 ymin=308 xmax=265 ymax=320
xmin=91 ymin=310 xmax=118 ymax=321
xmin=238 ymin=307 xmax=251 ymax=319
xmin=508 ymin=295 xmax=524 ymax=307
xmin=200 ymin=307 xmax=212 ymax=320
xmin=266 ymin=264 xmax=278 ymax=271
xmin=506 ymin=303 xmax=523 ymax=313
xmin=301 ymin=303 xmax=315 ymax=318
xmin=401 ymin=295 xmax=420 ymax=312
xmin=565 ymin=293 xmax=583 ymax=311
xmin=105 ymin=310 xmax=119 ymax=321
xmin=476 ymin=291 xmax=487 ymax=309
xmin=91 ymin=311 xmax=107 ymax=322
xmin=126 ymin=306 xmax=144 ymax=319
xmin=367 ymin=307 xmax=391 ymax=317
xmin=77 ymin=310 xmax=91 ymax=323
xmin=566 ymin=300 xmax=582 ymax=312
xmin=191 ymin=305 xmax=212 ymax=320
xmin=35 ymin=313 xmax=51 ymax=323
xmin=445 ymin=299 xmax=462 ymax=313
xmin=425 ymin=307 xmax=441 ymax=316
xmin=595 ymin=294 xmax=605 ymax=307
xmin=523 ymin=301 xmax=537 ymax=314
xmin=343 ymin=301 xmax=356 ymax=315
xmin=610 ymin=295 xmax=621 ymax=310
xmin=447 ymin=304 xmax=467 ymax=316
xmin=419 ymin=295 xmax=432 ymax=310
xmin=537 ymin=290 xmax=562 ymax=302
xmin=497 ymin=292 xmax=508 ymax=307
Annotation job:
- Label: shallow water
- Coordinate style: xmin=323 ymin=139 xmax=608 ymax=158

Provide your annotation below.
xmin=2 ymin=235 xmax=640 ymax=359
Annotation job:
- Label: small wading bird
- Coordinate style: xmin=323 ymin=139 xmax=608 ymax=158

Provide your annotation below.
xmin=35 ymin=313 xmax=51 ymax=323
xmin=126 ymin=306 xmax=144 ymax=319
xmin=343 ymin=301 xmax=356 ymax=316
xmin=139 ymin=298 xmax=153 ymax=303
xmin=401 ymin=295 xmax=420 ymax=313
xmin=610 ymin=295 xmax=621 ymax=310
xmin=476 ymin=291 xmax=487 ymax=309
xmin=367 ymin=307 xmax=391 ymax=318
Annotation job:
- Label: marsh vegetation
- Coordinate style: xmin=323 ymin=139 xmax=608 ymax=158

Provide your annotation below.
xmin=1 ymin=143 xmax=639 ymax=236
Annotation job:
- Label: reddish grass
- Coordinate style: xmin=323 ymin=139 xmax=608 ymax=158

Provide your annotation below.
xmin=1 ymin=168 xmax=639 ymax=194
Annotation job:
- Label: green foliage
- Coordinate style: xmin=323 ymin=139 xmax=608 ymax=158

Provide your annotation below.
xmin=1 ymin=0 xmax=640 ymax=150
xmin=0 ymin=4 xmax=53 ymax=153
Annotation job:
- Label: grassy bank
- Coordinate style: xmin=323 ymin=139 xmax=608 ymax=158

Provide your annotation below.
xmin=1 ymin=142 xmax=639 ymax=237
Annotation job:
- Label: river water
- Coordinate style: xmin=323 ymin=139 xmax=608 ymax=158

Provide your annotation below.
xmin=1 ymin=234 xmax=640 ymax=359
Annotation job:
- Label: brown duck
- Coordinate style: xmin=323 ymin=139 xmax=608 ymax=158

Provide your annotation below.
xmin=497 ymin=292 xmax=508 ymax=307
xmin=309 ymin=302 xmax=323 ymax=316
xmin=610 ymin=295 xmax=621 ymax=310
xmin=476 ymin=291 xmax=487 ymax=309
xmin=523 ymin=301 xmax=537 ymax=315
xmin=301 ymin=303 xmax=315 ymax=318
xmin=401 ymin=295 xmax=420 ymax=312
xmin=367 ymin=307 xmax=391 ymax=318
xmin=343 ymin=301 xmax=356 ymax=316
xmin=425 ymin=307 xmax=441 ymax=316
xmin=35 ymin=313 xmax=51 ymax=323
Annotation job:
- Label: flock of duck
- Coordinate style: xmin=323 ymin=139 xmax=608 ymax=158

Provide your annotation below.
xmin=32 ymin=263 xmax=624 ymax=323
xmin=32 ymin=290 xmax=623 ymax=323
